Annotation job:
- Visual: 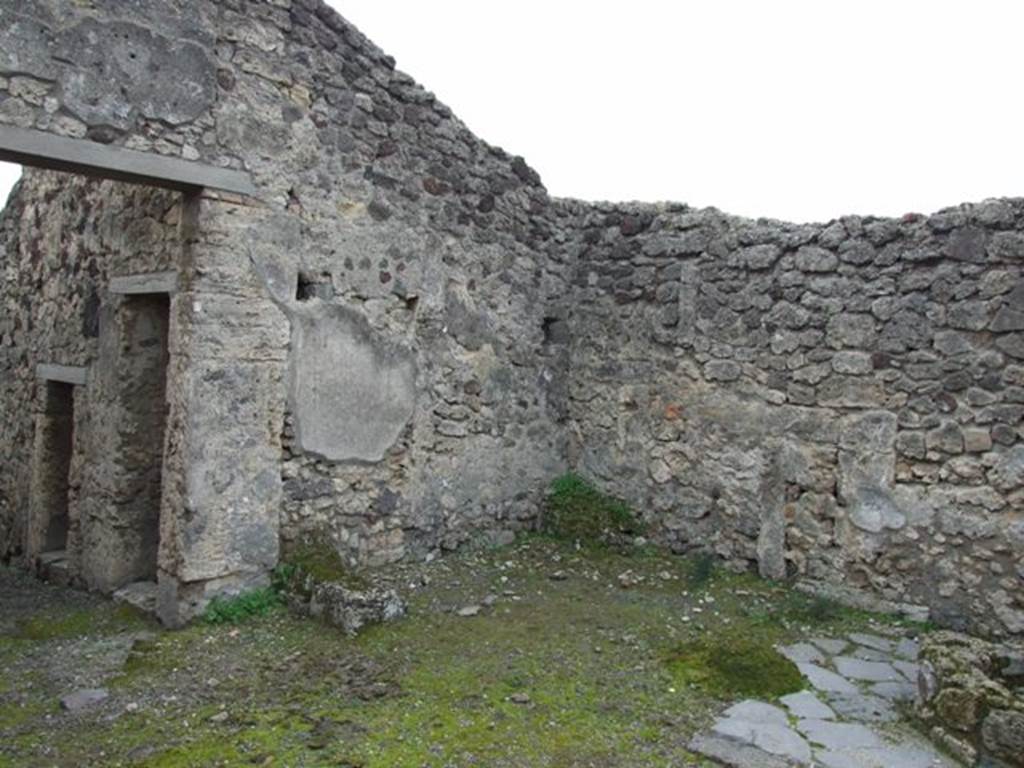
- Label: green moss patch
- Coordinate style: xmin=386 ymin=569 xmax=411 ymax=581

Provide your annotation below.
xmin=542 ymin=473 xmax=642 ymax=543
xmin=281 ymin=537 xmax=369 ymax=590
xmin=665 ymin=631 xmax=804 ymax=699
xmin=6 ymin=603 xmax=149 ymax=641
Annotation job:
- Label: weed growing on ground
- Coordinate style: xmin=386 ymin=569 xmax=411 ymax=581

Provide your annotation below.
xmin=543 ymin=472 xmax=642 ymax=543
xmin=686 ymin=551 xmax=717 ymax=589
xmin=202 ymin=588 xmax=282 ymax=625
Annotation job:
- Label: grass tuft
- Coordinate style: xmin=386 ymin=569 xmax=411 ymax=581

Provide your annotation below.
xmin=542 ymin=473 xmax=641 ymax=543
xmin=686 ymin=551 xmax=717 ymax=589
xmin=202 ymin=588 xmax=282 ymax=625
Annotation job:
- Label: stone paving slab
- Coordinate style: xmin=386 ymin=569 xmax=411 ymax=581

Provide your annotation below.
xmin=810 ymin=637 xmax=849 ymax=655
xmin=713 ymin=715 xmax=812 ymax=764
xmin=892 ymin=659 xmax=920 ymax=682
xmin=847 ymin=633 xmax=896 ymax=653
xmin=815 ymin=745 xmax=948 ymax=768
xmin=688 ymin=733 xmax=796 ymax=768
xmin=779 ymin=690 xmax=835 ymax=720
xmin=796 ymin=719 xmax=884 ymax=751
xmin=825 ymin=692 xmax=898 ymax=723
xmin=778 ymin=642 xmax=826 ymax=665
xmin=869 ymin=680 xmax=916 ymax=700
xmin=797 ymin=662 xmax=859 ymax=694
xmin=894 ymin=637 xmax=920 ymax=660
xmin=833 ymin=656 xmax=901 ymax=682
xmin=850 ymin=647 xmax=891 ymax=662
xmin=722 ymin=700 xmax=791 ymax=725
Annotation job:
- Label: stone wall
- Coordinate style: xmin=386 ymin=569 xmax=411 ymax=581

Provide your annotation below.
xmin=1 ymin=0 xmax=1021 ymax=635
xmin=0 ymin=0 xmax=571 ymax=611
xmin=560 ymin=200 xmax=1024 ymax=638
xmin=1 ymin=0 xmax=226 ymax=165
xmin=0 ymin=170 xmax=183 ymax=577
xmin=215 ymin=0 xmax=572 ymax=562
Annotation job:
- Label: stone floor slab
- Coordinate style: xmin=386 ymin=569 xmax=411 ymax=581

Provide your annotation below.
xmin=825 ymin=692 xmax=898 ymax=723
xmin=811 ymin=637 xmax=849 ymax=655
xmin=723 ymin=700 xmax=791 ymax=725
xmin=893 ymin=660 xmax=920 ymax=683
xmin=847 ymin=632 xmax=896 ymax=653
xmin=869 ymin=680 xmax=916 ymax=701
xmin=894 ymin=637 xmax=920 ymax=660
xmin=796 ymin=719 xmax=883 ymax=751
xmin=780 ymin=690 xmax=835 ymax=720
xmin=778 ymin=642 xmax=826 ymax=665
xmin=816 ymin=745 xmax=955 ymax=768
xmin=688 ymin=733 xmax=796 ymax=768
xmin=713 ymin=718 xmax=813 ymax=764
xmin=797 ymin=662 xmax=859 ymax=694
xmin=833 ymin=656 xmax=901 ymax=682
xmin=850 ymin=647 xmax=891 ymax=662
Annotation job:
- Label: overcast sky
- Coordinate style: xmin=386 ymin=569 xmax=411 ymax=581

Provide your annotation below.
xmin=3 ymin=0 xmax=1023 ymax=222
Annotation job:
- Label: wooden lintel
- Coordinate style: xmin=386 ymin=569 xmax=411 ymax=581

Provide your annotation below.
xmin=0 ymin=125 xmax=256 ymax=196
xmin=109 ymin=271 xmax=178 ymax=296
xmin=36 ymin=364 xmax=89 ymax=386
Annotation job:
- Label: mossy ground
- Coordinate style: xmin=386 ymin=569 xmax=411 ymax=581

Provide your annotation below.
xmin=0 ymin=539 xmax=925 ymax=768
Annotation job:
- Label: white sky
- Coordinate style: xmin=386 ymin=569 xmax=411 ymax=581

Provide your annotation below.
xmin=2 ymin=0 xmax=1023 ymax=223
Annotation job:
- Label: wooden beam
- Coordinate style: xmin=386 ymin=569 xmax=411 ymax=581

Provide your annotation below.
xmin=36 ymin=364 xmax=89 ymax=386
xmin=109 ymin=271 xmax=178 ymax=295
xmin=0 ymin=125 xmax=256 ymax=196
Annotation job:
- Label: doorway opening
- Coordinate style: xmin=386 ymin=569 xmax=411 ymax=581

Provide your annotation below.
xmin=117 ymin=293 xmax=171 ymax=584
xmin=38 ymin=380 xmax=75 ymax=556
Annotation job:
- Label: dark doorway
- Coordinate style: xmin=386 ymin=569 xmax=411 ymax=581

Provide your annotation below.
xmin=38 ymin=380 xmax=75 ymax=554
xmin=118 ymin=294 xmax=171 ymax=583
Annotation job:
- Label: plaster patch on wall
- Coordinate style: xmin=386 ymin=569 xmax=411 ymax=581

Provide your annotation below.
xmin=290 ymin=304 xmax=416 ymax=463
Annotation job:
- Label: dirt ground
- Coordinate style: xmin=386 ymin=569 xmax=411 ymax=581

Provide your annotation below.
xmin=0 ymin=537 xmax=927 ymax=767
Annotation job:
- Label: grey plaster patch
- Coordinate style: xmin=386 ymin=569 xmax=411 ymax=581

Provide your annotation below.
xmin=780 ymin=690 xmax=835 ymax=720
xmin=797 ymin=662 xmax=859 ymax=694
xmin=290 ymin=305 xmax=416 ymax=463
xmin=0 ymin=9 xmax=58 ymax=80
xmin=57 ymin=19 xmax=215 ymax=129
